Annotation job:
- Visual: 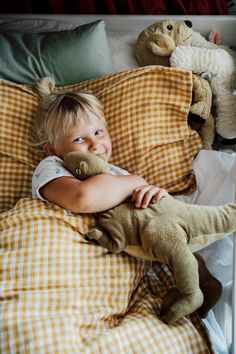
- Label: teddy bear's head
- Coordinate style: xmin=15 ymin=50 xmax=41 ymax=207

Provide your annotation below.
xmin=64 ymin=151 xmax=111 ymax=180
xmin=135 ymin=19 xmax=193 ymax=67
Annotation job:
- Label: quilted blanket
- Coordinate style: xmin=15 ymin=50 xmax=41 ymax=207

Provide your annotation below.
xmin=0 ymin=198 xmax=215 ymax=353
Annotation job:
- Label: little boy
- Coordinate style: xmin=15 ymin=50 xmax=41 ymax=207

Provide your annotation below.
xmin=32 ymin=77 xmax=170 ymax=212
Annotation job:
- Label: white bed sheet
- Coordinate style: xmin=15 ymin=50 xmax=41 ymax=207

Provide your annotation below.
xmin=176 ymin=149 xmax=236 ymax=354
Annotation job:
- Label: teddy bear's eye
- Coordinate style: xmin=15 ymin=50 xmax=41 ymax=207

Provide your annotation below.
xmin=167 ymin=24 xmax=173 ymax=30
xmin=75 ymin=168 xmax=81 ymax=176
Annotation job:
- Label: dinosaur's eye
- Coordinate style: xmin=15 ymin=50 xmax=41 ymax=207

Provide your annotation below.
xmin=167 ymin=24 xmax=173 ymax=30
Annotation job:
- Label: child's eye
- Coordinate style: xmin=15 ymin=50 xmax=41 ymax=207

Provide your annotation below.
xmin=73 ymin=137 xmax=85 ymax=143
xmin=95 ymin=129 xmax=103 ymax=136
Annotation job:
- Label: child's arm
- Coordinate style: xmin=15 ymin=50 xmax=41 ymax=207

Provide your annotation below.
xmin=40 ymin=173 xmax=149 ymax=213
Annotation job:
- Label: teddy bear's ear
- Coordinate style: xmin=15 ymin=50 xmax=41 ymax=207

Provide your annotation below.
xmin=147 ymin=33 xmax=176 ymax=56
xmin=143 ymin=23 xmax=162 ymax=37
xmin=35 ymin=77 xmax=55 ymax=97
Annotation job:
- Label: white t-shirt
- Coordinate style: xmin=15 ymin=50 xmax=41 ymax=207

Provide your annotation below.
xmin=32 ymin=156 xmax=130 ymax=202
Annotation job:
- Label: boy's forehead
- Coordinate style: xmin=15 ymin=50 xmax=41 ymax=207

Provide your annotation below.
xmin=63 ymin=119 xmax=106 ymax=136
xmin=77 ymin=117 xmax=106 ymax=130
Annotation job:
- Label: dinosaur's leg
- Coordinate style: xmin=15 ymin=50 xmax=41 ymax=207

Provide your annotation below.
xmin=160 ymin=253 xmax=222 ymax=320
xmin=160 ymin=244 xmax=203 ymax=324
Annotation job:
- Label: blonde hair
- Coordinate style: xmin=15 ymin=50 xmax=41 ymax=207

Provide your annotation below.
xmin=33 ymin=77 xmax=105 ymax=149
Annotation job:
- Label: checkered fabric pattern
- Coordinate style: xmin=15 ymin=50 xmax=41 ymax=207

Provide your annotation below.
xmin=0 ymin=198 xmax=215 ymax=353
xmin=0 ymin=81 xmax=43 ymax=212
xmin=60 ymin=66 xmax=202 ymax=194
xmin=0 ymin=66 xmax=202 ymax=212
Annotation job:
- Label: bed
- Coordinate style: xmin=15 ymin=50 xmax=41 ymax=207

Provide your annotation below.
xmin=0 ymin=14 xmax=235 ymax=354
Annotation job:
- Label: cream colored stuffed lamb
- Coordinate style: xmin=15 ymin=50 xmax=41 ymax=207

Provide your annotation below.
xmin=170 ymin=45 xmax=236 ymax=139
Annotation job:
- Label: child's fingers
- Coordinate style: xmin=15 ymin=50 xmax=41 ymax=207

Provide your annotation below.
xmin=133 ymin=185 xmax=160 ymax=208
xmin=133 ymin=185 xmax=151 ymax=207
xmin=140 ymin=187 xmax=158 ymax=208
xmin=151 ymin=188 xmax=170 ymax=203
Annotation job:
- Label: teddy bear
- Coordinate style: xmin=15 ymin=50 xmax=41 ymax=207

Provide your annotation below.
xmin=189 ymin=74 xmax=215 ymax=150
xmin=62 ymin=151 xmax=236 ymax=324
xmin=135 ymin=19 xmax=236 ymax=142
xmin=170 ymin=45 xmax=236 ymax=139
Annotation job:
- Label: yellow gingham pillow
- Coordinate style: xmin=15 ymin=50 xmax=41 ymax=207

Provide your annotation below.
xmin=0 ymin=66 xmax=202 ymax=212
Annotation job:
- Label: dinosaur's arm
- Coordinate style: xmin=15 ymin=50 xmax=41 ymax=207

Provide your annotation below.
xmin=87 ymin=225 xmax=126 ymax=253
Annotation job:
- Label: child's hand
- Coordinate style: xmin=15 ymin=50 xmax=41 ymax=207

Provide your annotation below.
xmin=132 ymin=185 xmax=171 ymax=209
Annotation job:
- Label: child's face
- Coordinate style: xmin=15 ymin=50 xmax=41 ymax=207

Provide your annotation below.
xmin=46 ymin=114 xmax=112 ymax=161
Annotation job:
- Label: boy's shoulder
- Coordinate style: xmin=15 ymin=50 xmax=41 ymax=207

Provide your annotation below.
xmin=108 ymin=163 xmax=130 ymax=176
xmin=32 ymin=155 xmax=73 ymax=201
xmin=37 ymin=155 xmax=63 ymax=166
xmin=33 ymin=155 xmax=72 ymax=179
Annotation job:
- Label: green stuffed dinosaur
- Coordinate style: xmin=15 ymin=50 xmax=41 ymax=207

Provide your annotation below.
xmin=63 ymin=151 xmax=235 ymax=325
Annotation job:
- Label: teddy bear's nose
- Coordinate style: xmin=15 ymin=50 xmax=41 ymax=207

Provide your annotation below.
xmin=185 ymin=20 xmax=192 ymax=28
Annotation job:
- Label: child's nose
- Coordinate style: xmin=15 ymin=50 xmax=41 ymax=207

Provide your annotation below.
xmin=88 ymin=139 xmax=99 ymax=151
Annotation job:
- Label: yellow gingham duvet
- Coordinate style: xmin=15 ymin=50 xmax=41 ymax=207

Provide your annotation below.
xmin=0 ymin=198 xmax=214 ymax=353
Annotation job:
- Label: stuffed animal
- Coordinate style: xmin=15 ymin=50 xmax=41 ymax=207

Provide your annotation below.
xmin=134 ymin=19 xmax=222 ymax=71
xmin=66 ymin=152 xmax=111 ymax=180
xmin=62 ymin=151 xmax=236 ymax=325
xmin=135 ymin=19 xmax=236 ymax=141
xmin=170 ymin=45 xmax=236 ymax=139
xmin=189 ymin=74 xmax=215 ymax=150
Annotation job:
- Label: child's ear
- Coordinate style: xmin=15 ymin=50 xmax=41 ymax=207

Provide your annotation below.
xmin=44 ymin=144 xmax=55 ymax=156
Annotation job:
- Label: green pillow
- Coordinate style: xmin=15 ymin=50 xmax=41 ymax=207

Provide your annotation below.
xmin=0 ymin=20 xmax=114 ymax=85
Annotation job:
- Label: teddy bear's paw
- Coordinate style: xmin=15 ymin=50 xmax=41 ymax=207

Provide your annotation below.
xmin=147 ymin=34 xmax=175 ymax=56
xmin=86 ymin=227 xmax=104 ymax=241
xmin=161 ymin=290 xmax=204 ymax=324
xmin=201 ymin=143 xmax=213 ymax=150
xmin=190 ymin=103 xmax=209 ymax=121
